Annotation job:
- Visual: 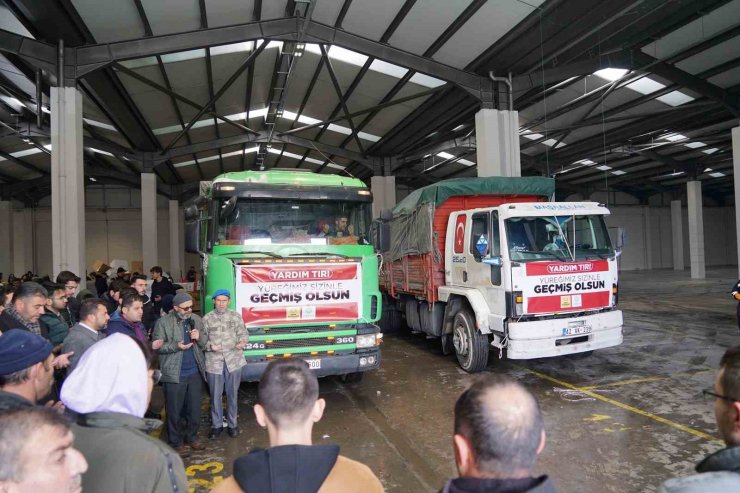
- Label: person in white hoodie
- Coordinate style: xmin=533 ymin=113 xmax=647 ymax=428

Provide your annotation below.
xmin=60 ymin=333 xmax=188 ymax=493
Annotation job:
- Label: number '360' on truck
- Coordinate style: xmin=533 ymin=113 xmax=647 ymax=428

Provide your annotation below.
xmin=375 ymin=176 xmax=623 ymax=372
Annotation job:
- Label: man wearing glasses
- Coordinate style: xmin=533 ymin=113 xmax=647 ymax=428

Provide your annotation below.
xmin=152 ymin=292 xmax=209 ymax=456
xmin=660 ymin=346 xmax=740 ymax=492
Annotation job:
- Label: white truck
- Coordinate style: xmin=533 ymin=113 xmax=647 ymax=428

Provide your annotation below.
xmin=376 ymin=176 xmax=623 ymax=372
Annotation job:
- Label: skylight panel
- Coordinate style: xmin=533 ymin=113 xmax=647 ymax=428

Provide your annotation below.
xmin=709 ymin=172 xmax=726 ymax=178
xmin=1 ymin=96 xmax=23 ymax=111
xmin=683 ymin=142 xmax=706 ymax=149
xmin=329 ymin=45 xmax=369 ymax=67
xmin=522 ymin=133 xmax=544 ymax=140
xmin=574 ymin=159 xmax=596 ymax=165
xmin=437 ymin=152 xmax=455 ymax=159
xmin=702 ymin=148 xmax=719 ymax=154
xmin=458 ymin=158 xmax=475 ymax=166
xmin=88 ymin=148 xmax=114 ymax=157
xmin=172 ymin=147 xmax=259 ymax=168
xmin=656 ymin=91 xmax=695 ymax=106
xmin=661 ymin=171 xmax=684 ymax=177
xmin=611 ymin=170 xmax=627 ymax=176
xmin=410 ymin=73 xmax=445 ymax=88
xmin=542 ymin=138 xmax=566 ymax=148
xmin=83 ymin=118 xmax=118 ymax=132
xmin=662 ymin=133 xmax=688 ymax=142
xmin=161 ymin=49 xmax=206 ymax=64
xmin=211 ymin=42 xmax=255 ymax=56
xmin=594 ymin=68 xmax=629 ymax=81
xmin=625 ymin=77 xmax=666 ymax=95
xmin=369 ymin=59 xmax=407 ymax=79
xmin=0 ymin=146 xmax=45 ymax=162
xmin=596 ymin=165 xmax=612 ymax=171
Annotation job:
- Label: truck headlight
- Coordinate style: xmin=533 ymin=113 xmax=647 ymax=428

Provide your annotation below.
xmin=356 ymin=334 xmax=377 ymax=348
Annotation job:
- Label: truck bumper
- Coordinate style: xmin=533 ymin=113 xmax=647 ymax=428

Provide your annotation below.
xmin=506 ymin=310 xmax=623 ymax=359
xmin=240 ymin=348 xmax=381 ymax=382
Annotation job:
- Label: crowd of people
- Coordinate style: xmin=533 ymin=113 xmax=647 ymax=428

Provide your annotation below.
xmin=1 ymin=268 xmax=739 ymax=492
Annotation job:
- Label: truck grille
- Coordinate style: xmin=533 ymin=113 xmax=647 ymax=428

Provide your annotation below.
xmin=262 ymin=337 xmax=351 ymax=349
xmin=249 ymin=324 xmax=354 ymax=335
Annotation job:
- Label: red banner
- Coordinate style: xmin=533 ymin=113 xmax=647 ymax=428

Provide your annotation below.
xmin=526 ymin=292 xmax=610 ymax=312
xmin=525 ymin=260 xmax=609 ymax=276
xmin=241 ymin=264 xmax=358 ymax=283
xmin=242 ymin=303 xmax=358 ymax=326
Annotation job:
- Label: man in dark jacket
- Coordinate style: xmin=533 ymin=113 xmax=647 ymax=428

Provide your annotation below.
xmin=152 ymin=292 xmax=208 ymax=454
xmin=211 ymin=358 xmax=383 ymax=493
xmin=0 ymin=281 xmax=48 ymax=337
xmin=40 ymin=282 xmax=70 ymax=348
xmin=130 ymin=274 xmax=156 ymax=331
xmin=62 ymin=299 xmax=109 ymax=373
xmin=101 ymin=278 xmax=127 ymax=315
xmin=0 ymin=329 xmax=55 ymax=411
xmin=438 ymin=375 xmax=555 ymax=493
xmin=56 ymin=271 xmax=81 ymax=327
xmin=659 ymin=346 xmax=740 ymax=492
xmin=106 ymin=291 xmax=147 ymax=343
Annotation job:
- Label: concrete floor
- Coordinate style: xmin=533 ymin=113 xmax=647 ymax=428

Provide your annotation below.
xmin=172 ymin=267 xmax=740 ymax=492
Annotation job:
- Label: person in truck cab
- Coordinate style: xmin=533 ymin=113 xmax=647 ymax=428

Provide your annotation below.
xmin=328 ymin=215 xmax=350 ymax=238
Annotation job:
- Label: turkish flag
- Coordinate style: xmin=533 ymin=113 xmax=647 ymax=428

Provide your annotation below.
xmin=454 ymin=215 xmax=466 ymax=254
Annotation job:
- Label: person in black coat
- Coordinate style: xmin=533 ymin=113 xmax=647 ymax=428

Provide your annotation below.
xmin=731 ymin=280 xmax=740 ymax=332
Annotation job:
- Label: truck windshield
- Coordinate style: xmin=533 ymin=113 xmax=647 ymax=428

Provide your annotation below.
xmin=505 ymin=215 xmax=613 ymax=262
xmin=216 ymin=198 xmax=372 ymax=246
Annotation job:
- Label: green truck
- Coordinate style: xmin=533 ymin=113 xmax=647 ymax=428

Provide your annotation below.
xmin=184 ymin=169 xmax=382 ymax=382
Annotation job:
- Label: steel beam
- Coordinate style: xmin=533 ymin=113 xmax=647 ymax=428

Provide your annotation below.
xmin=71 ymin=19 xmax=487 ymax=95
xmin=0 ymin=29 xmax=57 ymax=75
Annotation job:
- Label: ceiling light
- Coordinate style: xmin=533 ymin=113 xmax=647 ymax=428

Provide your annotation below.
xmin=684 ymin=142 xmax=706 ymax=149
xmin=611 ymin=170 xmax=627 ymax=176
xmin=702 ymin=148 xmax=719 ymax=154
xmin=709 ymin=172 xmax=726 ymax=178
xmin=662 ymin=133 xmax=687 ymax=142
xmin=593 ymin=68 xmax=629 ymax=81
xmin=437 ymin=152 xmax=455 ymax=159
xmin=596 ymin=165 xmax=612 ymax=171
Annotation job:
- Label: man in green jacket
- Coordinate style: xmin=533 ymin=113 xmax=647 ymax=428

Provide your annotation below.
xmin=152 ymin=292 xmax=209 ymax=455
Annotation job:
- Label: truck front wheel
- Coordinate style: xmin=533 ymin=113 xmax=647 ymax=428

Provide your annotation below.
xmin=453 ymin=309 xmax=489 ymax=372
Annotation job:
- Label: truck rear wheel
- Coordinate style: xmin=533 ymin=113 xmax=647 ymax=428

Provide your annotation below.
xmin=453 ymin=309 xmax=489 ymax=372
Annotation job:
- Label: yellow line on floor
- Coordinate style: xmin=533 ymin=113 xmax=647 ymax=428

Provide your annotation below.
xmin=517 ymin=366 xmax=721 ymax=443
xmin=578 ymin=369 xmax=712 ymax=391
xmin=579 ymin=376 xmax=665 ymax=391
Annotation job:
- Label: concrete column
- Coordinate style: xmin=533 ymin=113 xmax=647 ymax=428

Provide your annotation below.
xmin=168 ymin=200 xmax=181 ymax=281
xmin=370 ymin=176 xmax=396 ymax=218
xmin=475 ymin=109 xmax=521 ymax=177
xmin=643 ymin=206 xmax=653 ymax=270
xmin=141 ymin=173 xmax=158 ymax=271
xmin=671 ymin=200 xmax=684 ymax=271
xmin=12 ymin=209 xmax=33 ymax=274
xmin=51 ymin=86 xmax=85 ymax=278
xmin=733 ymin=126 xmax=740 ymax=276
xmin=0 ymin=201 xmax=12 ymax=277
xmin=686 ymin=181 xmax=705 ymax=279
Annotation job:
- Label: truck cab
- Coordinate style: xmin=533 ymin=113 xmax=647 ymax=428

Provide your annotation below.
xmin=440 ymin=202 xmax=623 ymax=362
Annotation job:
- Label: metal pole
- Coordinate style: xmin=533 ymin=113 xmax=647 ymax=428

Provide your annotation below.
xmin=36 ymin=69 xmax=42 ymax=128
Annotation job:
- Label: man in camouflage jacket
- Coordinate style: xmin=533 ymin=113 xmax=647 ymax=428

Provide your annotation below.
xmin=203 ymin=289 xmax=248 ymax=439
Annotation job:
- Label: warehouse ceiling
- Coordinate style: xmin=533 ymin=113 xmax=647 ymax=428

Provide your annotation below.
xmin=0 ymin=0 xmax=739 ymax=203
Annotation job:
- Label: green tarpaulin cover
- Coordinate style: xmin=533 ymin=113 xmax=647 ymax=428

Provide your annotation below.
xmin=392 ymin=176 xmax=555 ymax=217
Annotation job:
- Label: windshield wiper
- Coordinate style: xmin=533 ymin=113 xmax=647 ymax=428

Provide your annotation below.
xmin=228 ymin=251 xmax=283 ymax=259
xmin=289 ymin=252 xmax=350 ymax=259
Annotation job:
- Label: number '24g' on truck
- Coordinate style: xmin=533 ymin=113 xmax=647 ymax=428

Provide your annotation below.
xmin=185 ymin=170 xmax=383 ymax=383
xmin=374 ymin=176 xmax=623 ymax=372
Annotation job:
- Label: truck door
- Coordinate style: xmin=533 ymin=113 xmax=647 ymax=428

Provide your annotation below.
xmin=465 ymin=211 xmax=506 ymax=332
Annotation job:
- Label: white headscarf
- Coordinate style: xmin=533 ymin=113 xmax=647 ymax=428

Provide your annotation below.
xmin=61 ymin=333 xmax=149 ymax=418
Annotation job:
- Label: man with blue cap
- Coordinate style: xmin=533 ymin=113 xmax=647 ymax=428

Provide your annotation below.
xmin=203 ymin=289 xmax=249 ymax=439
xmin=0 ymin=329 xmax=55 ymax=410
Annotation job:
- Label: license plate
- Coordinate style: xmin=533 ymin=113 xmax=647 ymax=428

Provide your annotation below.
xmin=305 ymin=359 xmax=321 ymax=370
xmin=562 ymin=322 xmax=592 ymax=336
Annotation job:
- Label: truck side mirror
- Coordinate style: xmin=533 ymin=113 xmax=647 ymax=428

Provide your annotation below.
xmin=185 ymin=219 xmax=201 ymax=254
xmin=483 ymin=256 xmax=502 ymax=266
xmin=184 ymin=205 xmax=198 ymax=221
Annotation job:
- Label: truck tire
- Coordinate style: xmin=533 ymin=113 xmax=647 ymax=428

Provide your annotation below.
xmin=453 ymin=309 xmax=489 ymax=372
xmin=340 ymin=372 xmax=364 ymax=383
xmin=441 ymin=333 xmax=454 ymax=355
